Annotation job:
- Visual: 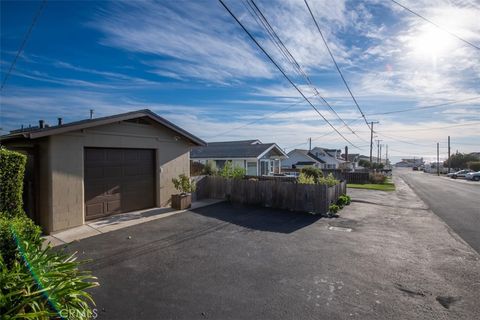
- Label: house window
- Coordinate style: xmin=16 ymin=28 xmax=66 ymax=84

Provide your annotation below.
xmin=247 ymin=162 xmax=257 ymax=176
xmin=260 ymin=160 xmax=269 ymax=176
xmin=215 ymin=160 xmax=226 ymax=169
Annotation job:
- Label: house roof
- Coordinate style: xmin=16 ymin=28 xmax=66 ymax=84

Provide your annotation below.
xmin=341 ymin=153 xmax=360 ymax=161
xmin=191 ymin=140 xmax=287 ymax=159
xmin=289 ymin=149 xmax=326 ymax=164
xmin=0 ymin=109 xmax=206 ymax=146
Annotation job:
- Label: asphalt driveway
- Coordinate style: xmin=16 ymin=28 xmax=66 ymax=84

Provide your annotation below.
xmin=63 ymin=177 xmax=480 ymax=320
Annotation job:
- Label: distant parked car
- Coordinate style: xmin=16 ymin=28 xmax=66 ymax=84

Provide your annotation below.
xmin=447 ymin=169 xmax=474 ymax=179
xmin=465 ymin=171 xmax=480 ymax=181
xmin=412 ymin=166 xmax=418 ymax=171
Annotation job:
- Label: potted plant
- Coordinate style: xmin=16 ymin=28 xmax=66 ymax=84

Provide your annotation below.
xmin=171 ymin=174 xmax=196 ymax=210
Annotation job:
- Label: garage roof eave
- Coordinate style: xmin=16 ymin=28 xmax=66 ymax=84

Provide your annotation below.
xmin=1 ymin=109 xmax=206 ymax=146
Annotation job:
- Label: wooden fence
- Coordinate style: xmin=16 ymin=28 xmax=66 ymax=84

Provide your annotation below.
xmin=196 ymin=176 xmax=347 ymax=215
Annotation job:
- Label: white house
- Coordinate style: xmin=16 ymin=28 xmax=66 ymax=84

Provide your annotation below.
xmin=190 ymin=140 xmax=288 ymax=176
xmin=309 ymin=147 xmax=347 ymax=169
xmin=281 ymin=149 xmax=325 ymax=169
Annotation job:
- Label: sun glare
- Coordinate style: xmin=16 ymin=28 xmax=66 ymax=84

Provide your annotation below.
xmin=409 ymin=26 xmax=454 ymax=60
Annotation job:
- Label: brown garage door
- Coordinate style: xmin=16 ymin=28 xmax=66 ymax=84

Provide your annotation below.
xmin=84 ymin=148 xmax=155 ymax=220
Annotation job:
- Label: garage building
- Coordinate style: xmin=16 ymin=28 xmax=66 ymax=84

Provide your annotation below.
xmin=0 ymin=109 xmax=205 ymax=234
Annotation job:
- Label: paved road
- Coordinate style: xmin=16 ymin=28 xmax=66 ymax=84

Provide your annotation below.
xmin=396 ymin=168 xmax=480 ymax=253
xmin=63 ymin=185 xmax=480 ymax=320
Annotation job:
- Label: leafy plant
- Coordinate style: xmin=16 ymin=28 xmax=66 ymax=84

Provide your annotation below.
xmin=203 ymin=161 xmax=217 ymax=175
xmin=218 ymin=161 xmax=246 ymax=179
xmin=444 ymin=152 xmax=479 ymax=169
xmin=300 ymin=167 xmax=323 ymax=183
xmin=0 ymin=240 xmax=98 ymax=320
xmin=0 ymin=148 xmax=27 ymax=219
xmin=328 ymin=204 xmax=340 ymax=214
xmin=336 ymin=194 xmax=351 ymax=208
xmin=297 ymin=172 xmax=315 ymax=184
xmin=298 ymin=172 xmax=339 ymax=186
xmin=172 ymin=174 xmax=196 ymax=194
xmin=0 ymin=215 xmax=42 ymax=267
xmin=369 ymin=172 xmax=387 ymax=184
xmin=468 ymin=161 xmax=480 ymax=172
xmin=317 ymin=173 xmax=339 ymax=186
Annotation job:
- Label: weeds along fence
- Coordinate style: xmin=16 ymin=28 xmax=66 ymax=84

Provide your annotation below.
xmin=282 ymin=169 xmax=369 ymax=184
xmin=196 ymin=176 xmax=347 ymax=215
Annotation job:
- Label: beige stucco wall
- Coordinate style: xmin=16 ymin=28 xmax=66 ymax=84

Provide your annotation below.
xmin=20 ymin=120 xmax=193 ymax=234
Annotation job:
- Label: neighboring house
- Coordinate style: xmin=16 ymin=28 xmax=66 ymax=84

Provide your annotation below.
xmin=281 ymin=149 xmax=325 ymax=169
xmin=0 ymin=109 xmax=205 ymax=234
xmin=342 ymin=153 xmax=360 ymax=170
xmin=395 ymin=158 xmax=424 ymax=167
xmin=190 ymin=140 xmax=288 ymax=176
xmin=310 ymin=147 xmax=347 ymax=169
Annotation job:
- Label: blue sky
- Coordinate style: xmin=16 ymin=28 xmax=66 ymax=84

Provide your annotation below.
xmin=1 ymin=0 xmax=479 ymax=163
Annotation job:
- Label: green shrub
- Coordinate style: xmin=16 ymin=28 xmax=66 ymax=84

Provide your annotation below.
xmin=300 ymin=167 xmax=323 ymax=183
xmin=336 ymin=194 xmax=351 ymax=207
xmin=468 ymin=161 xmax=480 ymax=172
xmin=0 ymin=240 xmax=98 ymax=320
xmin=318 ymin=173 xmax=339 ymax=187
xmin=172 ymin=174 xmax=196 ymax=194
xmin=203 ymin=161 xmax=217 ymax=175
xmin=328 ymin=204 xmax=340 ymax=214
xmin=369 ymin=172 xmax=387 ymax=184
xmin=218 ymin=161 xmax=245 ymax=179
xmin=298 ymin=172 xmax=339 ymax=186
xmin=297 ymin=172 xmax=315 ymax=184
xmin=0 ymin=215 xmax=42 ymax=267
xmin=0 ymin=148 xmax=27 ymax=218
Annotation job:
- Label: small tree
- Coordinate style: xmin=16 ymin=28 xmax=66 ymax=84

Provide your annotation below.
xmin=444 ymin=153 xmax=479 ymax=169
xmin=468 ymin=161 xmax=480 ymax=171
xmin=218 ymin=161 xmax=246 ymax=179
xmin=300 ymin=167 xmax=323 ymax=183
xmin=358 ymin=159 xmax=371 ymax=168
xmin=172 ymin=174 xmax=196 ymax=194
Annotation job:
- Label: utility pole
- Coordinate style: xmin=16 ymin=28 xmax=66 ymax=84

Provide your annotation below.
xmin=379 ymin=144 xmax=383 ymax=164
xmin=308 ymin=137 xmax=311 ymax=151
xmin=437 ymin=142 xmax=440 ymax=176
xmin=386 ymin=144 xmax=388 ymax=166
xmin=369 ymin=121 xmax=379 ymax=164
xmin=447 ymin=136 xmax=451 ymax=173
xmin=376 ymin=139 xmax=382 ymax=163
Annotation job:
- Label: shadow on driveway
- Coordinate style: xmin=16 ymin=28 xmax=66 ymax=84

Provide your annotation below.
xmin=189 ymin=202 xmax=323 ymax=234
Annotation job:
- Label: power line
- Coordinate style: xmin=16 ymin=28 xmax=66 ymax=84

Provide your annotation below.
xmin=377 ymin=122 xmax=480 ymax=133
xmin=284 ymin=117 xmax=365 ymax=150
xmin=376 ymin=132 xmax=433 ymax=147
xmin=1 ymin=0 xmax=47 ymax=91
xmin=204 ymin=93 xmax=317 ymax=138
xmin=246 ymin=0 xmax=359 ymax=137
xmin=366 ymin=97 xmax=480 ymax=116
xmin=390 ymin=0 xmax=480 ymax=51
xmin=218 ymin=0 xmax=359 ymax=148
xmin=304 ymin=0 xmax=371 ymax=131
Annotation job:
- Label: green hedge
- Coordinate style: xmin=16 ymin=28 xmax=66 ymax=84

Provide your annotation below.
xmin=468 ymin=161 xmax=480 ymax=172
xmin=0 ymin=148 xmax=27 ymax=218
xmin=0 ymin=215 xmax=42 ymax=267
